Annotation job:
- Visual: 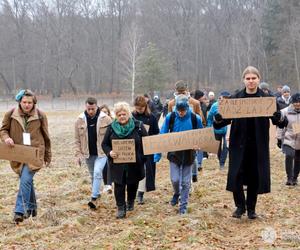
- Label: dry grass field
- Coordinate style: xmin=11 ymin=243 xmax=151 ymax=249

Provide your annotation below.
xmin=0 ymin=111 xmax=300 ymax=249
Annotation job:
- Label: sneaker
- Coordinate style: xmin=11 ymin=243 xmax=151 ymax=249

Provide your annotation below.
xmin=24 ymin=209 xmax=37 ymax=219
xmin=232 ymin=207 xmax=246 ymax=218
xmin=170 ymin=194 xmax=179 ymax=206
xmin=14 ymin=213 xmax=24 ymax=224
xmin=192 ymin=175 xmax=198 ymax=183
xmin=103 ymin=185 xmax=113 ymax=194
xmin=179 ymin=208 xmax=187 ymax=215
xmin=88 ymin=198 xmax=98 ymax=210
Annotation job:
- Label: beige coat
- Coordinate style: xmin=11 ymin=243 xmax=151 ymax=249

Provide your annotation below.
xmin=277 ymin=105 xmax=300 ymax=150
xmin=75 ymin=111 xmax=112 ymax=158
xmin=168 ymin=96 xmax=206 ymax=126
xmin=0 ymin=107 xmax=51 ymax=175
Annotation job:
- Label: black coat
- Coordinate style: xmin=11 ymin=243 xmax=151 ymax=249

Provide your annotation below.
xmin=132 ymin=112 xmax=159 ymax=191
xmin=214 ymin=88 xmax=283 ymax=194
xmin=101 ymin=119 xmax=148 ymax=185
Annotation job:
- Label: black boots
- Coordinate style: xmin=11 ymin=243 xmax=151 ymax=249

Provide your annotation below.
xmin=232 ymin=207 xmax=246 ymax=218
xmin=14 ymin=213 xmax=24 ymax=224
xmin=137 ymin=192 xmax=144 ymax=205
xmin=127 ymin=200 xmax=135 ymax=211
xmin=247 ymin=210 xmax=258 ymax=219
xmin=116 ymin=205 xmax=126 ymax=219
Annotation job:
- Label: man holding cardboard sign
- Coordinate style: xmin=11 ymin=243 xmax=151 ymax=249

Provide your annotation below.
xmin=0 ymin=89 xmax=51 ymax=224
xmin=214 ymin=66 xmax=287 ymax=220
xmin=154 ymin=95 xmax=203 ymax=215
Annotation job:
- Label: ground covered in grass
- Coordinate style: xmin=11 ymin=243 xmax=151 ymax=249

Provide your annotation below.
xmin=0 ymin=111 xmax=299 ymax=249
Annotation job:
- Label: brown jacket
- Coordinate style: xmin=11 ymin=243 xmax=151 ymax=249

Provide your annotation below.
xmin=75 ymin=111 xmax=112 ymax=158
xmin=0 ymin=107 xmax=51 ymax=175
xmin=168 ymin=97 xmax=206 ymax=126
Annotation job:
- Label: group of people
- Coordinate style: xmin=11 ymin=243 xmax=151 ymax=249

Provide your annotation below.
xmin=1 ymin=65 xmax=300 ymax=223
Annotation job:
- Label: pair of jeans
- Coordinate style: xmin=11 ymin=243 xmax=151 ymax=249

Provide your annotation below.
xmin=15 ymin=165 xmax=36 ymax=215
xmin=192 ymin=150 xmax=203 ymax=175
xmin=215 ymin=133 xmax=228 ymax=167
xmin=86 ymin=155 xmax=107 ymax=199
xmin=170 ymin=162 xmax=192 ymax=212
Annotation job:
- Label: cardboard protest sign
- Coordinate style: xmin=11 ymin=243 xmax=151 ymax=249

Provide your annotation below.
xmin=112 ymin=139 xmax=136 ymax=163
xmin=0 ymin=143 xmax=41 ymax=165
xmin=142 ymin=127 xmax=219 ymax=155
xmin=219 ymin=97 xmax=276 ymax=119
xmin=292 ymin=123 xmax=300 ymax=134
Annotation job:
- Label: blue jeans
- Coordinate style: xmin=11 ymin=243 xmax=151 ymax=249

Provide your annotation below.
xmin=86 ymin=155 xmax=107 ymax=199
xmin=15 ymin=165 xmax=36 ymax=215
xmin=215 ymin=134 xmax=228 ymax=167
xmin=170 ymin=162 xmax=192 ymax=212
xmin=192 ymin=150 xmax=203 ymax=176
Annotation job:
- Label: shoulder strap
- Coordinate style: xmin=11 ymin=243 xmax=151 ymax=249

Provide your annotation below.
xmin=191 ymin=113 xmax=197 ymax=129
xmin=169 ymin=112 xmax=176 ymax=132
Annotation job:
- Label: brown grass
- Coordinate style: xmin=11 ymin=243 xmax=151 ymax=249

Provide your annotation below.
xmin=0 ymin=111 xmax=299 ymax=249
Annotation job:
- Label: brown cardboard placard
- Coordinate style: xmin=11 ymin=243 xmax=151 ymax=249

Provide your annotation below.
xmin=142 ymin=127 xmax=219 ymax=155
xmin=292 ymin=123 xmax=300 ymax=134
xmin=219 ymin=97 xmax=276 ymax=118
xmin=0 ymin=143 xmax=41 ymax=165
xmin=112 ymin=139 xmax=136 ymax=163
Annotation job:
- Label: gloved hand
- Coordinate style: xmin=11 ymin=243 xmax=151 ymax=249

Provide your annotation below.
xmin=272 ymin=111 xmax=282 ymax=123
xmin=214 ymin=113 xmax=223 ymax=123
xmin=277 ymin=139 xmax=282 ymax=149
xmin=154 ymin=153 xmax=161 ymax=163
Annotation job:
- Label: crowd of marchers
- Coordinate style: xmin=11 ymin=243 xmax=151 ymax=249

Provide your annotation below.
xmin=1 ymin=65 xmax=299 ymax=223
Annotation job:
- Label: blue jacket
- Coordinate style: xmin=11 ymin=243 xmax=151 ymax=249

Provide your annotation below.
xmin=207 ymin=102 xmax=227 ymax=135
xmin=160 ymin=109 xmax=203 ymax=133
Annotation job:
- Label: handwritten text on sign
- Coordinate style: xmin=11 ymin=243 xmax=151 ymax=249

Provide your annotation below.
xmin=292 ymin=123 xmax=300 ymax=134
xmin=112 ymin=139 xmax=136 ymax=163
xmin=219 ymin=97 xmax=276 ymax=118
xmin=142 ymin=128 xmax=219 ymax=155
xmin=0 ymin=143 xmax=41 ymax=166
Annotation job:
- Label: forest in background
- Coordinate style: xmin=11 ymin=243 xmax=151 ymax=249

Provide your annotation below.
xmin=0 ymin=0 xmax=300 ymax=97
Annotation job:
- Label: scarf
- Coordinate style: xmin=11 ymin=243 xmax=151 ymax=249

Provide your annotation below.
xmin=111 ymin=117 xmax=135 ymax=138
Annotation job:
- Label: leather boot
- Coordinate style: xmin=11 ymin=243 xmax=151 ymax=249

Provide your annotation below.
xmin=127 ymin=200 xmax=135 ymax=211
xmin=137 ymin=192 xmax=144 ymax=205
xmin=116 ymin=205 xmax=126 ymax=219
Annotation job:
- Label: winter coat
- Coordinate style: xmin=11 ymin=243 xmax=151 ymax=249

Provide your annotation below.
xmin=207 ymin=101 xmax=227 ymax=135
xmin=101 ymin=119 xmax=148 ymax=185
xmin=74 ymin=110 xmax=112 ymax=158
xmin=277 ymin=96 xmax=291 ymax=110
xmin=151 ymin=100 xmax=163 ymax=121
xmin=278 ymin=105 xmax=300 ymax=150
xmin=132 ymin=112 xmax=159 ymax=191
xmin=160 ymin=109 xmax=203 ymax=166
xmin=168 ymin=96 xmax=206 ymax=127
xmin=0 ymin=107 xmax=51 ymax=175
xmin=213 ymin=88 xmax=283 ymax=194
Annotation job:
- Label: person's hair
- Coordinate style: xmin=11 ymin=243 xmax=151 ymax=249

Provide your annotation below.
xmin=242 ymin=66 xmax=261 ymax=80
xmin=143 ymin=93 xmax=150 ymax=98
xmin=133 ymin=95 xmax=151 ymax=116
xmin=99 ymin=104 xmax=112 ymax=117
xmin=85 ymin=97 xmax=97 ymax=105
xmin=114 ymin=102 xmax=131 ymax=116
xmin=194 ymin=90 xmax=204 ymax=100
xmin=22 ymin=89 xmax=37 ymax=104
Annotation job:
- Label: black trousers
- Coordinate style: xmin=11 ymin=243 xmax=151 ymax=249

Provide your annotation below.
xmin=233 ymin=143 xmax=258 ymax=212
xmin=103 ymin=162 xmax=112 ymax=185
xmin=114 ymin=170 xmax=139 ymax=207
xmin=285 ymin=150 xmax=300 ymax=180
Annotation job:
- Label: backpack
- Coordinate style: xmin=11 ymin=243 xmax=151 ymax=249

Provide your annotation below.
xmin=168 ymin=111 xmax=197 ymax=132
